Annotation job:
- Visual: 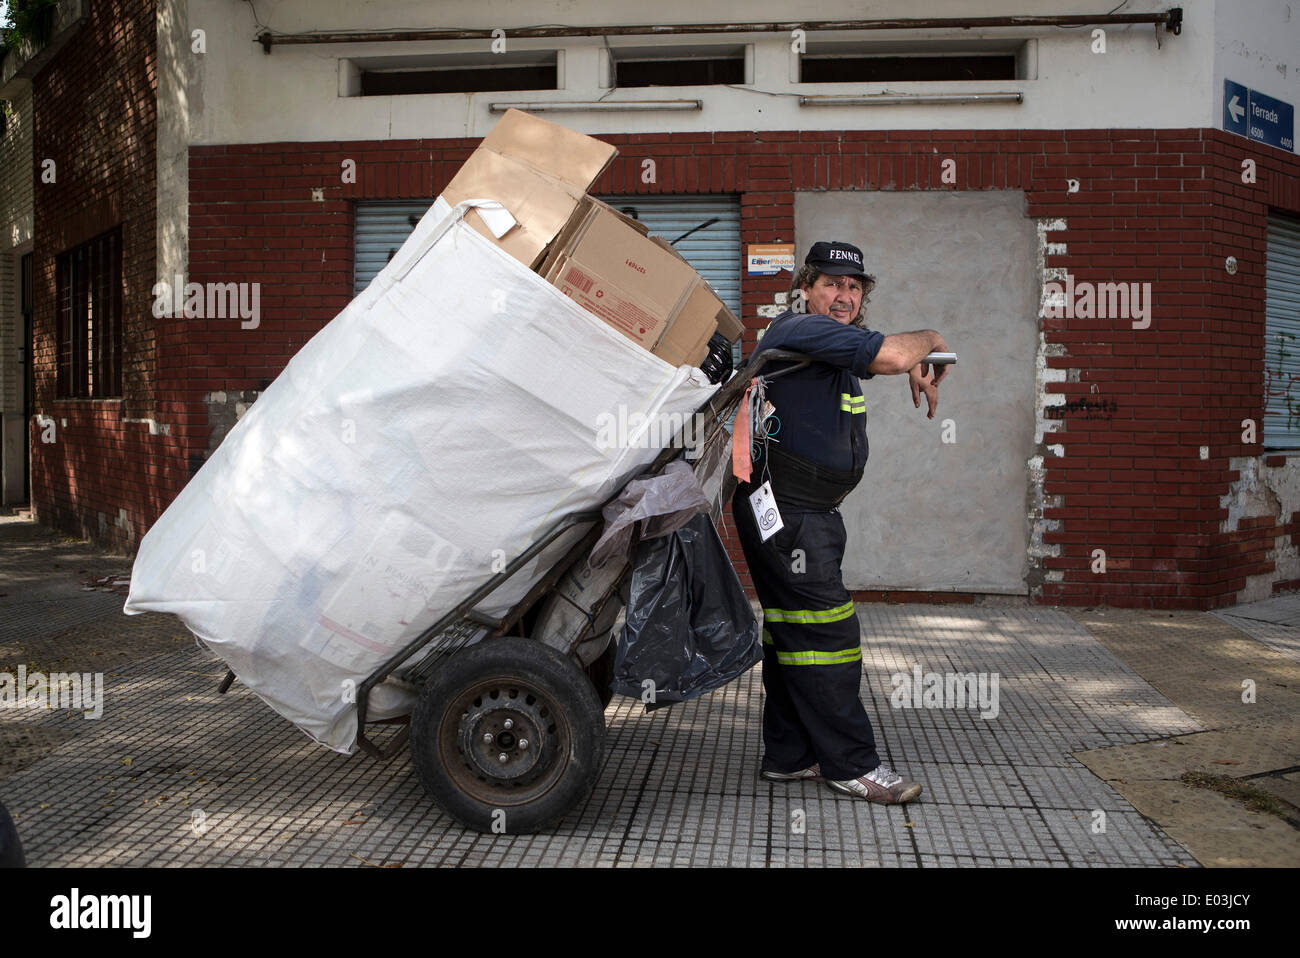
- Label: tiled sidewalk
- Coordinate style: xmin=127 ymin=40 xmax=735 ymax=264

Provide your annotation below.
xmin=2 ymin=585 xmax=1201 ymax=866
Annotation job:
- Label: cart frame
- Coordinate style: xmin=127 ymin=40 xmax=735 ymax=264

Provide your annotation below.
xmin=345 ymin=348 xmax=815 ymax=759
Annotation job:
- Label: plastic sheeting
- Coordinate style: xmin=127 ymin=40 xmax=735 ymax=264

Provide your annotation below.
xmin=611 ymin=513 xmax=762 ymax=707
xmin=124 ymin=197 xmax=716 ymax=753
xmin=588 ymin=460 xmax=710 ymax=570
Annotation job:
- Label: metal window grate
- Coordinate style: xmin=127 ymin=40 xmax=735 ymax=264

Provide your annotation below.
xmin=56 ymin=228 xmax=122 ymax=399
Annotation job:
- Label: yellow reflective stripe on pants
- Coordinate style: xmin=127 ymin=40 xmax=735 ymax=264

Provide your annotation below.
xmin=763 ymin=600 xmax=856 ymax=624
xmin=776 ymin=647 xmax=861 ymax=666
xmin=761 ymin=629 xmax=861 ymax=666
xmin=839 ymin=393 xmax=866 ymax=413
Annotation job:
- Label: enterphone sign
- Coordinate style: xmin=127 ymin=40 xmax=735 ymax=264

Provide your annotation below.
xmin=1224 ymin=78 xmax=1295 ymax=153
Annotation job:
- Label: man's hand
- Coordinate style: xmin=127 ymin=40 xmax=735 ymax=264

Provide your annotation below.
xmin=908 ymin=363 xmax=941 ymax=419
xmin=926 ymin=334 xmax=951 ymax=387
xmin=908 ymin=333 xmax=952 ymax=417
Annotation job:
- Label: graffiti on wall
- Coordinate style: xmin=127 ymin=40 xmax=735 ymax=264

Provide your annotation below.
xmin=1044 ymin=397 xmax=1118 ymax=420
xmin=1265 ymin=332 xmax=1300 ymax=432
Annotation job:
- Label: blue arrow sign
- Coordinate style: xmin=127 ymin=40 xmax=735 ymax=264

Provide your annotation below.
xmin=1224 ymin=79 xmax=1249 ymax=137
xmin=1224 ymin=78 xmax=1295 ymax=153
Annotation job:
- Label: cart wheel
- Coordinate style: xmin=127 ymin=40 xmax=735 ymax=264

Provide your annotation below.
xmin=410 ymin=637 xmax=606 ymax=834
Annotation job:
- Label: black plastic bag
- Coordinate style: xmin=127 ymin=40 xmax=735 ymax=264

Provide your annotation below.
xmin=611 ymin=513 xmax=762 ymax=708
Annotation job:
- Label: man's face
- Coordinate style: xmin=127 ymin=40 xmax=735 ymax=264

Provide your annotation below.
xmin=802 ymin=273 xmax=864 ymax=325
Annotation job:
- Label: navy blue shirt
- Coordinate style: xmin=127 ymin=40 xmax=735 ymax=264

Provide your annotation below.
xmin=752 ymin=310 xmax=886 ymax=475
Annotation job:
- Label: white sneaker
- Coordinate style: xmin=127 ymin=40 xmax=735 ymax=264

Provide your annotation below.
xmin=760 ymin=763 xmax=822 ymax=782
xmin=827 ymin=765 xmax=922 ymax=804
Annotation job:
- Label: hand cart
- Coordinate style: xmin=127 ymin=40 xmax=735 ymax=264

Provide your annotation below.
xmin=219 ymin=349 xmax=815 ymax=834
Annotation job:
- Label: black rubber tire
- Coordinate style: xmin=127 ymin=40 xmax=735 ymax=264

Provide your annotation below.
xmin=0 ymin=801 xmax=24 ymax=868
xmin=410 ymin=637 xmax=606 ymax=834
xmin=584 ymin=637 xmax=617 ymax=710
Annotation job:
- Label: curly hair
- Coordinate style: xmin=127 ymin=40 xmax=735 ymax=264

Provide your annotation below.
xmin=787 ymin=265 xmax=876 ymax=329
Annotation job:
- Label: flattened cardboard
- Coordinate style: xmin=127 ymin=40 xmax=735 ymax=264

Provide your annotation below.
xmin=443 ymin=151 xmax=588 ymax=268
xmin=481 ymin=108 xmax=616 ymax=189
xmin=442 ymin=110 xmax=617 ymax=268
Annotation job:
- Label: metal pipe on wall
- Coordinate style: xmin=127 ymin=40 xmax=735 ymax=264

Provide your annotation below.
xmin=256 ymin=10 xmax=1183 ymax=51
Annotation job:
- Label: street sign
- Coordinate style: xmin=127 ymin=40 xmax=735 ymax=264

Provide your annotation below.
xmin=1224 ymin=78 xmax=1295 ymax=153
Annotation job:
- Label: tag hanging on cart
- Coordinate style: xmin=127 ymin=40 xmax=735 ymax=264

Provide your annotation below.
xmin=748 ymin=480 xmax=784 ymax=542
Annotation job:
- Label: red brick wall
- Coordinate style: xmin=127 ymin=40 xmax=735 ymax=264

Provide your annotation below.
xmin=29 ymin=0 xmax=166 ymax=551
xmin=1033 ymin=129 xmax=1224 ymax=609
xmin=1202 ymin=131 xmax=1300 ymax=604
xmin=166 ymin=128 xmax=1300 ymax=607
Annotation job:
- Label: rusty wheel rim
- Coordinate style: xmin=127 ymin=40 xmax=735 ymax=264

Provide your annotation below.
xmin=439 ymin=677 xmax=570 ymax=808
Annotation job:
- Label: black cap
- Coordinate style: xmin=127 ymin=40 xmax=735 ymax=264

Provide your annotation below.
xmin=805 ymin=241 xmax=866 ymax=277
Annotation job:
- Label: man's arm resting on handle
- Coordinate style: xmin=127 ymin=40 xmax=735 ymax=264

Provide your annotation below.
xmin=756 ymin=314 xmax=885 ymax=378
xmin=867 ymin=330 xmax=948 ymax=377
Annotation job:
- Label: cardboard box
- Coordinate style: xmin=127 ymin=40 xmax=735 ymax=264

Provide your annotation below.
xmin=537 ymin=197 xmax=648 ymax=280
xmin=544 ymin=199 xmax=696 ymax=353
xmin=547 ymin=253 xmax=676 ymax=351
xmin=544 ymin=197 xmax=741 ymax=365
xmin=594 ymin=205 xmax=742 ymax=343
xmin=441 ymin=109 xmax=616 ymax=269
xmin=656 ymin=282 xmax=732 ymax=367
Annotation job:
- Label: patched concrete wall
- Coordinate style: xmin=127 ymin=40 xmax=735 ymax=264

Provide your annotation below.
xmin=204 ymin=389 xmax=261 ymax=458
xmin=1223 ymin=455 xmax=1300 ymax=603
xmin=795 ymin=190 xmax=1040 ymax=593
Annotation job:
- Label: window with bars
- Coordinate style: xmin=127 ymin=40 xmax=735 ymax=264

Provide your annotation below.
xmin=56 ymin=228 xmax=123 ymax=399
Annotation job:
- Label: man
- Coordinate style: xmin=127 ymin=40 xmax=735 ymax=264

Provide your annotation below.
xmin=732 ymin=240 xmax=949 ymax=804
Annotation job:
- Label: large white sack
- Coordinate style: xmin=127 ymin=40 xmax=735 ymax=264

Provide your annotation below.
xmin=125 ymin=197 xmax=716 ymax=753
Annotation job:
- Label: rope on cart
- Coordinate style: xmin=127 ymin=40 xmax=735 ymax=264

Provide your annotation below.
xmin=748 ymin=377 xmax=780 ymax=487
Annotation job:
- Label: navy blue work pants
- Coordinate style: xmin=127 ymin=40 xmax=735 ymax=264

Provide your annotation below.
xmin=732 ymin=489 xmax=880 ymax=781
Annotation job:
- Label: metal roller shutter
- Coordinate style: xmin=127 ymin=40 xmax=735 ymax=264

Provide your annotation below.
xmin=354 ymin=201 xmax=433 ymax=296
xmin=355 ymin=195 xmax=743 ymax=336
xmin=1266 ymin=213 xmax=1300 ymax=449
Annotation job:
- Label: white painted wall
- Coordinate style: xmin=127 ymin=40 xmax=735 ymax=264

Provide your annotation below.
xmin=186 ymin=0 xmax=1228 ymax=144
xmin=1214 ymin=0 xmax=1300 ymax=151
xmin=0 ymin=85 xmax=33 ymax=254
xmin=157 ymin=0 xmax=190 ymax=392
